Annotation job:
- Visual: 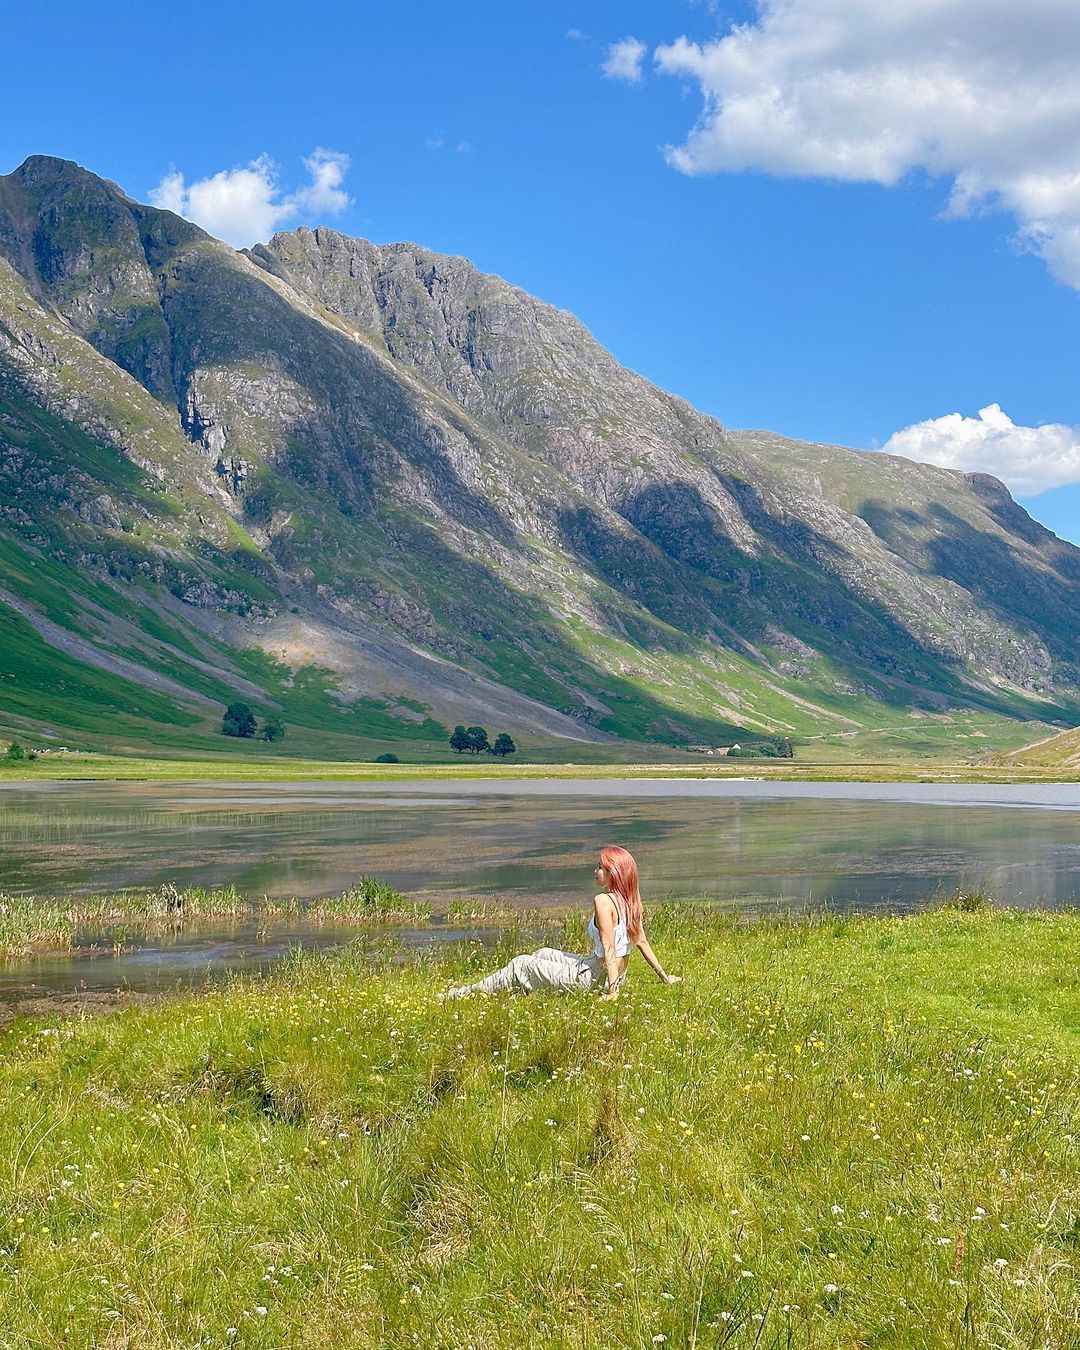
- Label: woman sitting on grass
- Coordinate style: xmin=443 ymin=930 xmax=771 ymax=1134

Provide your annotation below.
xmin=444 ymin=845 xmax=681 ymax=1002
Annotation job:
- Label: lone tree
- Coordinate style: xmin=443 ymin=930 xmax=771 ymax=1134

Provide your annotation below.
xmin=466 ymin=725 xmax=490 ymax=755
xmin=222 ymin=702 xmax=257 ymax=738
xmin=490 ymin=733 xmax=517 ymax=758
xmin=260 ymin=719 xmax=285 ymax=743
xmin=5 ymin=742 xmax=35 ymax=762
xmin=449 ymin=725 xmax=471 ymax=754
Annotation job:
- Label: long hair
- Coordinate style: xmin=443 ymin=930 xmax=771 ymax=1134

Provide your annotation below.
xmin=600 ymin=845 xmax=644 ymax=938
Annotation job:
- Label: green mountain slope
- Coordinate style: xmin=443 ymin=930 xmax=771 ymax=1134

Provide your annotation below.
xmin=0 ymin=154 xmax=1077 ymax=758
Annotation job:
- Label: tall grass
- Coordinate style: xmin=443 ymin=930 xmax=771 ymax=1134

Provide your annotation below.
xmin=0 ymin=879 xmax=427 ymax=955
xmin=0 ymin=905 xmax=1075 ymax=1345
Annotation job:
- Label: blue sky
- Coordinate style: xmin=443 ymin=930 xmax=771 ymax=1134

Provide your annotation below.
xmin=4 ymin=0 xmax=1080 ymax=541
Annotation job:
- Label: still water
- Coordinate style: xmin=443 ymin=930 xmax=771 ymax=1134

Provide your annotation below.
xmin=2 ymin=779 xmax=1079 ymax=996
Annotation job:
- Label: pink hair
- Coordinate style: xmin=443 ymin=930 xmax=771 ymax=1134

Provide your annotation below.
xmin=600 ymin=845 xmax=644 ymax=938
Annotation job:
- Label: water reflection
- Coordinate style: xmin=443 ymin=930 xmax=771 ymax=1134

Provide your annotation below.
xmin=3 ymin=779 xmax=1080 ymax=910
xmin=0 ymin=915 xmax=509 ymax=999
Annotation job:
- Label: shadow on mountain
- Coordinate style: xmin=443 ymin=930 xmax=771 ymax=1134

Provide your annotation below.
xmin=965 ymin=474 xmax=1080 ymax=580
xmin=616 ymin=478 xmax=1066 ymax=723
xmin=860 ymin=496 xmax=1080 ymax=679
xmin=308 ymin=507 xmax=748 ymax=744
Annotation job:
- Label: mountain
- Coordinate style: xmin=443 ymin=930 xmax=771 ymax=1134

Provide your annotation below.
xmin=0 ymin=154 xmax=1077 ymax=758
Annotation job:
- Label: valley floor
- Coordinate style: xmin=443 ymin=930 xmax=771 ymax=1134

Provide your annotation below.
xmin=0 ymin=905 xmax=1076 ymax=1347
xmin=1 ymin=750 xmax=1079 ymax=783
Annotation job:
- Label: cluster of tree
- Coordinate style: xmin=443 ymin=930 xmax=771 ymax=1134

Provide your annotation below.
xmin=449 ymin=725 xmax=517 ymax=757
xmin=4 ymin=742 xmax=37 ymax=763
xmin=729 ymin=735 xmax=795 ymax=760
xmin=221 ymin=702 xmax=285 ymax=742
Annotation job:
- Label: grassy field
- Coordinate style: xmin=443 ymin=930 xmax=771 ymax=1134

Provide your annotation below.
xmin=993 ymin=726 xmax=1080 ymax=772
xmin=0 ymin=903 xmax=1076 ymax=1347
xmin=2 ymin=747 xmax=1079 ymax=783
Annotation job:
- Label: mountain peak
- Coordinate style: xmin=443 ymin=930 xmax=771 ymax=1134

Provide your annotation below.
xmin=0 ymin=157 xmax=1077 ymax=755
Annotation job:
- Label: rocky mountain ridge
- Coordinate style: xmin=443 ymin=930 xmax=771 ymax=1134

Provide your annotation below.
xmin=0 ymin=154 xmax=1076 ymax=754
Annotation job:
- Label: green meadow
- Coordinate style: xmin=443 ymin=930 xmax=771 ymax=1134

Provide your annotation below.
xmin=2 ymin=742 xmax=1078 ymax=784
xmin=0 ymin=902 xmax=1076 ymax=1347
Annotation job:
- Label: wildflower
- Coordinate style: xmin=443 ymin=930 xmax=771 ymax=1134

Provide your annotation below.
xmin=831 ymin=1205 xmax=843 ymax=1215
xmin=255 ymin=1306 xmax=268 ymax=1316
xmin=823 ymin=1283 xmax=839 ymax=1294
xmin=993 ymin=1258 xmax=1008 ymax=1268
xmin=801 ymin=1134 xmax=811 ymax=1142
xmin=652 ymin=1337 xmax=666 ymax=1344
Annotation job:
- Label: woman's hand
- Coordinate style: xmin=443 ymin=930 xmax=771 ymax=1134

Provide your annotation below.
xmin=598 ymin=988 xmax=621 ymax=1002
xmin=662 ymin=973 xmax=683 ymax=985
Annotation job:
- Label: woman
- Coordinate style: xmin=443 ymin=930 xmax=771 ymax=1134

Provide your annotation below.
xmin=443 ymin=845 xmax=681 ymax=1001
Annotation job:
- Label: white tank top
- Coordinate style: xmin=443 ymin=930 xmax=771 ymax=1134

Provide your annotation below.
xmin=588 ymin=893 xmax=633 ymax=959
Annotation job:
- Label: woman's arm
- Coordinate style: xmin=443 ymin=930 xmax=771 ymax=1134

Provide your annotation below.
xmin=634 ymin=932 xmax=682 ymax=985
xmin=593 ymin=894 xmax=624 ymax=999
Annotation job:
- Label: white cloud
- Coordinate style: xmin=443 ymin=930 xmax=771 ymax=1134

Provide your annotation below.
xmin=290 ymin=148 xmax=350 ymax=216
xmin=651 ymin=0 xmax=1080 ymax=288
xmin=603 ymin=37 xmax=647 ymax=84
xmin=148 ymin=149 xmax=351 ymax=248
xmin=149 ymin=169 xmax=185 ymax=216
xmin=883 ymin=403 xmax=1080 ymax=496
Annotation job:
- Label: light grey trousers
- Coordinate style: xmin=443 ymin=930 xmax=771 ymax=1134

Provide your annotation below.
xmin=463 ymin=947 xmax=604 ymax=995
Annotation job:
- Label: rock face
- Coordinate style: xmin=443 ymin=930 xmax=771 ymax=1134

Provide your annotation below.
xmin=0 ymin=154 xmax=1078 ymax=748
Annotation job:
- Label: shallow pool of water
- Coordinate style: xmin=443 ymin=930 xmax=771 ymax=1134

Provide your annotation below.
xmin=3 ymin=778 xmax=1079 ymax=998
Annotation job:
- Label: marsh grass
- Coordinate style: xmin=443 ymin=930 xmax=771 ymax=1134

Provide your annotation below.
xmin=937 ymin=886 xmax=998 ymax=914
xmin=0 ymin=878 xmax=427 ymax=955
xmin=0 ymin=893 xmax=73 ymax=955
xmin=445 ymin=897 xmax=541 ymax=924
xmin=0 ymin=905 xmax=1075 ymax=1346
